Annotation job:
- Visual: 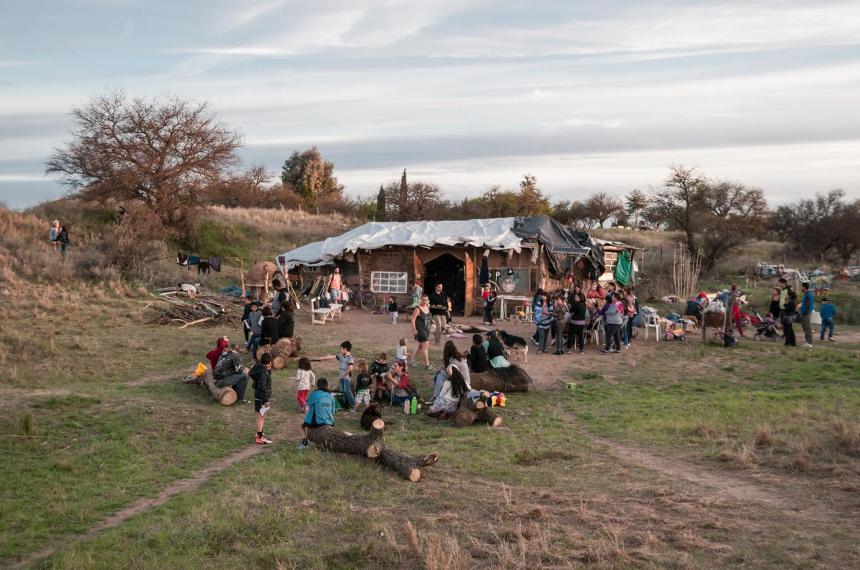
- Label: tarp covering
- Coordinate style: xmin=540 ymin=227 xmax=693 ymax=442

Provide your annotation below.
xmin=511 ymin=216 xmax=603 ymax=278
xmin=277 ymin=218 xmax=522 ymax=269
xmin=614 ymin=250 xmax=633 ymax=286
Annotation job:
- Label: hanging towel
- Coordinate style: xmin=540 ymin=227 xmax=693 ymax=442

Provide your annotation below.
xmin=187 ymin=255 xmax=200 ymax=266
xmin=208 ymin=256 xmax=222 ymax=272
xmin=198 ymin=261 xmax=210 ymax=274
xmin=177 ymin=253 xmax=188 ymax=266
xmin=614 ymin=251 xmax=632 ymax=286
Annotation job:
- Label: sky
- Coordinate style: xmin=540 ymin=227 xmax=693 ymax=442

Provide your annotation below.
xmin=2 ymin=0 xmax=860 ymax=209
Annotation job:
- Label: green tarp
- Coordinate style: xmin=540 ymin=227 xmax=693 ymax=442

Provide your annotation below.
xmin=614 ymin=250 xmax=632 ymax=286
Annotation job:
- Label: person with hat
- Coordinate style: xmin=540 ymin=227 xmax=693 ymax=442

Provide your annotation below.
xmin=819 ymin=297 xmax=837 ymax=342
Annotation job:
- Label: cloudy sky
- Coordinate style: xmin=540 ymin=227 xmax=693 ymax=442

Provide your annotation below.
xmin=2 ymin=0 xmax=860 ymax=209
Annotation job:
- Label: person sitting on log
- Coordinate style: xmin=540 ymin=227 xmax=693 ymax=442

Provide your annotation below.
xmin=369 ymin=352 xmax=390 ymax=402
xmin=484 ymin=332 xmax=510 ymax=369
xmin=206 ymin=337 xmax=229 ymax=370
xmin=354 ymin=359 xmax=372 ymax=410
xmin=383 ymin=360 xmax=413 ymax=406
xmin=250 ymin=352 xmax=274 ymax=445
xmin=299 ymin=377 xmax=335 ymax=449
xmin=213 ymin=344 xmax=251 ymax=404
xmin=259 ymin=306 xmax=279 ymax=347
xmin=428 ymin=366 xmax=469 ymax=419
xmin=466 ymin=334 xmax=490 ymax=373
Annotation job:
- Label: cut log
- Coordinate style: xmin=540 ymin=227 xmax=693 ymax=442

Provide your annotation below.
xmin=377 ymin=447 xmax=439 ymax=482
xmin=469 ymin=363 xmax=531 ymax=393
xmin=272 ymin=355 xmax=287 ymax=370
xmin=454 ymin=397 xmax=503 ymax=427
xmin=307 ymin=419 xmax=385 ymax=458
xmin=200 ymin=370 xmax=237 ymax=406
xmin=256 ymin=344 xmax=273 ymax=361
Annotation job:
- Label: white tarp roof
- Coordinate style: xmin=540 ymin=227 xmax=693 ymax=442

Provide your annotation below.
xmin=278 ymin=218 xmax=522 ymax=269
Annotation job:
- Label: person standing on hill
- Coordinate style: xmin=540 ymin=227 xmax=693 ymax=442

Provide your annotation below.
xmin=49 ymin=220 xmax=60 ymax=251
xmin=427 ymin=283 xmax=449 ymax=344
xmin=799 ymin=282 xmax=815 ymax=347
xmin=58 ymin=224 xmax=70 ymax=256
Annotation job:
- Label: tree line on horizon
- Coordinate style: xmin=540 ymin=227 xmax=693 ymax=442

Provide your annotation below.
xmin=44 ymin=92 xmax=859 ymax=270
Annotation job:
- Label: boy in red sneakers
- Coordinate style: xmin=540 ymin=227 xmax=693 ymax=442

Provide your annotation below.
xmin=250 ymin=352 xmax=274 ymax=444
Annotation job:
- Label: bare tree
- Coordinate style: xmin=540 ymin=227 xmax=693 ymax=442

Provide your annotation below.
xmin=384 ymin=173 xmax=446 ymax=221
xmin=584 ymin=192 xmax=623 ymax=228
xmin=771 ymin=190 xmax=860 ymax=264
xmin=46 ymin=91 xmax=242 ymax=227
xmin=625 ymin=189 xmax=649 ymax=228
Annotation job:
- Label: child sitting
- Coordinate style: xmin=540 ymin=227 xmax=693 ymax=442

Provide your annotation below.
xmin=383 ymin=360 xmax=413 ymax=406
xmin=354 ymin=359 xmax=372 ymax=409
xmin=395 ymin=337 xmax=408 ymax=370
xmin=298 ymin=377 xmax=335 ymax=449
xmin=295 ymin=356 xmax=315 ymax=413
xmin=369 ymin=352 xmax=390 ymax=401
xmin=467 ymin=333 xmax=490 ymax=373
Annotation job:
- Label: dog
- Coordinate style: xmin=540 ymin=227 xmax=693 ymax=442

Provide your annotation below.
xmin=360 ymin=402 xmax=384 ymax=431
xmin=497 ymin=329 xmax=529 ymax=363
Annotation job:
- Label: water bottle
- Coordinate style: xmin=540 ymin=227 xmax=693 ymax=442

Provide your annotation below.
xmin=410 ymin=396 xmax=418 ymax=415
xmin=403 ymin=399 xmax=410 ymax=414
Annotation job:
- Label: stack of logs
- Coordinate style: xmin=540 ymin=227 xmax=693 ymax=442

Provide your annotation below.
xmin=453 ymin=396 xmax=503 ymax=427
xmin=256 ymin=336 xmax=303 ymax=369
xmin=307 ymin=418 xmax=439 ymax=481
xmin=469 ymin=363 xmax=532 ymax=393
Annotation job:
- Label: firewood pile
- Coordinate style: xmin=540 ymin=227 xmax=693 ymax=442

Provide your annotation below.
xmin=145 ymin=287 xmax=244 ymax=328
xmin=256 ymin=336 xmax=303 ymax=369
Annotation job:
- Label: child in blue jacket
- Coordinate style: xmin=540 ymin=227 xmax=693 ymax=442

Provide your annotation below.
xmin=299 ymin=377 xmax=335 ymax=449
xmin=819 ymin=298 xmax=836 ymax=341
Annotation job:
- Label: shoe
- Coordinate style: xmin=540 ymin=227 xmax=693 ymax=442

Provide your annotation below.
xmin=624 ymin=345 xmax=630 ymax=350
xmin=425 ymin=364 xmax=434 ymax=370
xmin=555 ymin=351 xmax=564 ymax=355
xmin=828 ymin=338 xmax=835 ymax=342
xmin=297 ymin=441 xmax=309 ymax=449
xmin=600 ymin=349 xmax=609 ymax=354
xmin=579 ymin=350 xmax=584 ymax=354
xmin=804 ymin=343 xmax=813 ymax=348
xmin=255 ymin=434 xmax=273 ymax=445
xmin=241 ymin=399 xmax=251 ymax=404
xmin=530 ymin=338 xmax=538 ymax=346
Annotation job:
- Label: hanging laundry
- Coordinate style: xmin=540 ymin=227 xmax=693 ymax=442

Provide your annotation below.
xmin=187 ymin=255 xmax=201 ymax=266
xmin=198 ymin=261 xmax=210 ymax=274
xmin=208 ymin=256 xmax=222 ymax=272
xmin=177 ymin=253 xmax=188 ymax=266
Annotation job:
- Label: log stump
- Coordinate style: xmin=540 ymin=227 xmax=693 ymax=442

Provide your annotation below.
xmin=272 ymin=355 xmax=287 ymax=370
xmin=378 ymin=448 xmax=439 ymax=482
xmin=200 ymin=370 xmax=237 ymax=406
xmin=256 ymin=344 xmax=273 ymax=362
xmin=470 ymin=364 xmax=531 ymax=393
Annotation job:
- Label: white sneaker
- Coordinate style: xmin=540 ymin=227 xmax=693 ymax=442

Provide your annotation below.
xmin=803 ymin=343 xmax=813 ymax=348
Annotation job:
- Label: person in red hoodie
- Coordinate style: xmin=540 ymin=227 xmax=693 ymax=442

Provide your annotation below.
xmin=206 ymin=337 xmax=229 ymax=369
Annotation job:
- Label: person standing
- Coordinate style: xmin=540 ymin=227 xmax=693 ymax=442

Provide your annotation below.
xmin=782 ymin=288 xmax=798 ymax=347
xmin=427 ymin=283 xmax=448 ymax=345
xmin=411 ymin=295 xmax=433 ymax=369
xmin=819 ymin=298 xmax=836 ymax=342
xmin=481 ymin=283 xmax=496 ymax=325
xmin=778 ymin=278 xmax=788 ymax=315
xmin=799 ymin=282 xmax=815 ymax=347
xmin=769 ymin=287 xmax=781 ymax=320
xmin=336 ymin=341 xmax=356 ymax=413
xmin=601 ymin=294 xmax=623 ymax=353
xmin=553 ymin=292 xmax=568 ymax=355
xmin=58 ymin=224 xmax=70 ymax=256
xmin=568 ymin=286 xmax=587 ymax=353
xmin=275 ymin=282 xmax=295 ymax=339
xmin=49 ymin=220 xmax=60 ymax=251
xmin=250 ymin=352 xmax=273 ymax=445
xmin=329 ymin=267 xmax=342 ymax=303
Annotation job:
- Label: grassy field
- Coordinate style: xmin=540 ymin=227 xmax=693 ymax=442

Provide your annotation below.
xmin=1 ymin=284 xmax=858 ymax=568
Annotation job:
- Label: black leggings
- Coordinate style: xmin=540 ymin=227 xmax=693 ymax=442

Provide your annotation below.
xmin=626 ymin=317 xmax=634 ymax=342
xmin=604 ymin=324 xmax=621 ymax=351
xmin=783 ymin=323 xmax=796 ymax=346
xmin=568 ymin=324 xmax=585 ymax=351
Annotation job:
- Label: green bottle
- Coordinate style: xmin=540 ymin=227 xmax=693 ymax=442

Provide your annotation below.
xmin=410 ymin=396 xmax=418 ymax=415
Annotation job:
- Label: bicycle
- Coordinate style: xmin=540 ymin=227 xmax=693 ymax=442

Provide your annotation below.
xmin=341 ymin=286 xmax=378 ymax=311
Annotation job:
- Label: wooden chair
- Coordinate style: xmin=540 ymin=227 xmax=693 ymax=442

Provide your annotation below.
xmin=310 ymin=297 xmax=334 ymax=325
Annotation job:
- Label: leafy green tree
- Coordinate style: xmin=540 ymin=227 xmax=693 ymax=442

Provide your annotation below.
xmin=280 ymin=146 xmax=344 ymax=206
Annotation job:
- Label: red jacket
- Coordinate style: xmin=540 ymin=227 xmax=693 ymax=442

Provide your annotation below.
xmin=206 ymin=338 xmax=229 ymax=369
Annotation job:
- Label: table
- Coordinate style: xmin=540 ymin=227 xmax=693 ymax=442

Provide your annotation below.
xmin=498 ymin=295 xmax=532 ymax=320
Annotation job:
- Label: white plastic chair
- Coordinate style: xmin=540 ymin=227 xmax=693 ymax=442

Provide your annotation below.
xmin=643 ymin=312 xmax=661 ymax=341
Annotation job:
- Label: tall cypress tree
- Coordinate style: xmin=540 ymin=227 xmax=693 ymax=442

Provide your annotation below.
xmin=376 ymin=183 xmax=386 ymax=221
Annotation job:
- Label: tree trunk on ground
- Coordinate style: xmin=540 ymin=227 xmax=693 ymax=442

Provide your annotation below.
xmin=470 ymin=364 xmax=532 ymax=393
xmin=454 ymin=397 xmax=502 ymax=427
xmin=307 ymin=420 xmax=438 ymax=481
xmin=307 ymin=419 xmax=385 ymax=458
xmin=201 ymin=370 xmax=237 ymax=406
xmin=378 ymin=448 xmax=439 ymax=482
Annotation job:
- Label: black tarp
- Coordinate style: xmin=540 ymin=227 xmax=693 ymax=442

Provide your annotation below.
xmin=512 ymin=216 xmax=605 ymax=279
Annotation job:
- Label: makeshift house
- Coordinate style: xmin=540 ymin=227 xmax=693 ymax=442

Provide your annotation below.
xmin=589 ymin=238 xmax=640 ymax=287
xmin=277 ymin=216 xmax=606 ymax=316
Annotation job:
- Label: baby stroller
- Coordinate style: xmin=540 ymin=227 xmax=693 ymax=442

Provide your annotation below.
xmin=752 ymin=310 xmax=779 ymax=341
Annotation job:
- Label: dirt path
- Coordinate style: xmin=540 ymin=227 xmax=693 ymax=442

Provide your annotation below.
xmin=12 ymin=445 xmax=269 ymax=569
xmin=594 ymin=437 xmax=786 ymax=506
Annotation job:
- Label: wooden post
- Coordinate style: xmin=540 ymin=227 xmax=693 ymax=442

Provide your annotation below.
xmin=238 ymin=258 xmax=246 ymax=297
xmin=264 ymin=269 xmax=270 ymax=302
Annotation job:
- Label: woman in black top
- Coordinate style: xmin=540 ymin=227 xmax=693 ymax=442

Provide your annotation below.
xmin=768 ymin=287 xmax=781 ymax=320
xmin=411 ymin=294 xmax=433 ymax=369
xmin=568 ymin=288 xmax=588 ymax=352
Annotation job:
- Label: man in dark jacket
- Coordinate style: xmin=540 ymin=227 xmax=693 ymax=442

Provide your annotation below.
xmin=250 ymin=352 xmax=273 ymax=444
xmin=213 ymin=345 xmax=250 ymax=402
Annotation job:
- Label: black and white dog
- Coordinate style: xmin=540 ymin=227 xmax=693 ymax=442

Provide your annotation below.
xmin=497 ymin=330 xmax=529 ymax=363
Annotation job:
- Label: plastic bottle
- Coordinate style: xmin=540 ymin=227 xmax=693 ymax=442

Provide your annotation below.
xmin=403 ymin=399 xmax=410 ymax=414
xmin=410 ymin=396 xmax=418 ymax=415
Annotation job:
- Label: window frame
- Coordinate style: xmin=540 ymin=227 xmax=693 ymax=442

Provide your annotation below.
xmin=369 ymin=270 xmax=408 ymax=294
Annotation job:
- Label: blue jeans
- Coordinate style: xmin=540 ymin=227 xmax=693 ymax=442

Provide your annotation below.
xmin=538 ymin=327 xmax=550 ymax=352
xmin=433 ymin=370 xmax=447 ymax=400
xmin=820 ymin=318 xmax=834 ymax=340
xmin=246 ymin=333 xmax=260 ymax=358
xmin=340 ymin=377 xmax=355 ymax=408
xmin=620 ymin=317 xmax=629 ymax=345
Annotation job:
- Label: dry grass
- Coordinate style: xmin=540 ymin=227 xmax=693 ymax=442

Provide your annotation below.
xmin=206 ymin=205 xmax=354 ymax=239
xmin=831 ymin=418 xmax=860 ymax=456
xmin=754 ymin=425 xmax=774 ymax=448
